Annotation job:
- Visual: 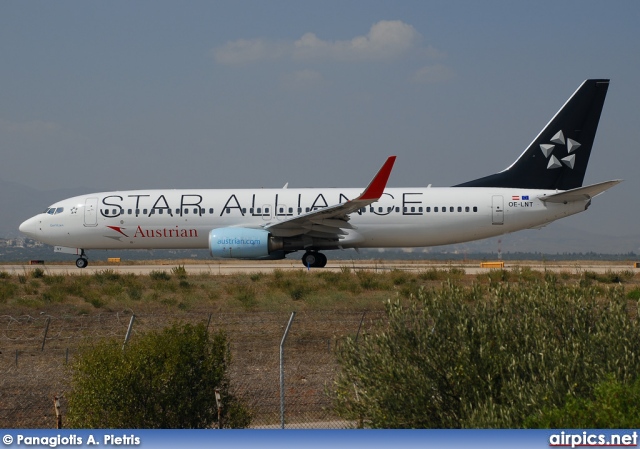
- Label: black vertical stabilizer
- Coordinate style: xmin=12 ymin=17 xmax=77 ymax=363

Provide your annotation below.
xmin=454 ymin=79 xmax=609 ymax=190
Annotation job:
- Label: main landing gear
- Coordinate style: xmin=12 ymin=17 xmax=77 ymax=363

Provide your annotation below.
xmin=302 ymin=251 xmax=327 ymax=268
xmin=75 ymin=250 xmax=89 ymax=269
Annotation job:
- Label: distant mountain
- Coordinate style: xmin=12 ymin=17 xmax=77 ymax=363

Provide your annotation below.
xmin=414 ymin=223 xmax=640 ymax=255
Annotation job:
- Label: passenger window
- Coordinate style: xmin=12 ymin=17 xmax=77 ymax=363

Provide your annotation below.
xmin=242 ymin=208 xmax=246 ymax=214
xmin=143 ymin=209 xmax=148 ymax=214
xmin=158 ymin=209 xmax=163 ymax=215
xmin=194 ymin=208 xmax=199 ymax=214
xmin=128 ymin=209 xmax=132 ymax=214
xmin=265 ymin=208 xmax=270 ymax=213
xmin=211 ymin=208 xmax=215 ymax=214
xmin=426 ymin=207 xmax=431 ymax=212
xmin=289 ymin=208 xmax=293 ymax=214
xmin=434 ymin=207 xmax=438 ymax=212
xmin=257 ymin=208 xmax=261 ymax=213
xmin=442 ymin=207 xmax=446 ymax=213
xmin=450 ymin=207 xmax=454 ymax=212
xmin=403 ymin=207 xmax=407 ymax=213
xmin=473 ymin=207 xmax=478 ymax=212
xmin=465 ymin=207 xmax=470 ymax=212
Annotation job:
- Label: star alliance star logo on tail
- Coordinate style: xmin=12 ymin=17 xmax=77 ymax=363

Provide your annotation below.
xmin=539 ymin=130 xmax=581 ymax=170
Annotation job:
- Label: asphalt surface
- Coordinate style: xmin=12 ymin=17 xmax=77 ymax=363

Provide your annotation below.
xmin=3 ymin=260 xmax=638 ymax=275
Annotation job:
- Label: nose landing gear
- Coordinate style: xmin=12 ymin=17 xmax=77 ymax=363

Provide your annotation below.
xmin=301 ymin=251 xmax=327 ymax=268
xmin=75 ymin=250 xmax=89 ymax=269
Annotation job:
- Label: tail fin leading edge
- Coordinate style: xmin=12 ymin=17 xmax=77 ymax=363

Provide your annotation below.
xmin=455 ymin=79 xmax=610 ymax=190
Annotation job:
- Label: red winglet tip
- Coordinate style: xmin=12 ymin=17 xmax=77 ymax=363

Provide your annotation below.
xmin=360 ymin=156 xmax=396 ymax=200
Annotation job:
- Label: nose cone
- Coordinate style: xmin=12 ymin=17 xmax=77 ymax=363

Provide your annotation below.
xmin=19 ymin=216 xmax=40 ymax=239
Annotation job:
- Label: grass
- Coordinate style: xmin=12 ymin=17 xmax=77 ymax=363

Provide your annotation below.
xmin=0 ymin=265 xmax=638 ymax=316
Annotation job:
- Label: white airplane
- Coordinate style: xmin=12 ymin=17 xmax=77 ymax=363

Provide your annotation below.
xmin=20 ymin=79 xmax=620 ymax=268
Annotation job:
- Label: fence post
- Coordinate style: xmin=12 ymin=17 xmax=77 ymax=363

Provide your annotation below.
xmin=41 ymin=317 xmax=51 ymax=351
xmin=53 ymin=395 xmax=62 ymax=429
xmin=215 ymin=388 xmax=222 ymax=429
xmin=206 ymin=313 xmax=212 ymax=334
xmin=280 ymin=312 xmax=295 ymax=429
xmin=355 ymin=311 xmax=366 ymax=343
xmin=122 ymin=314 xmax=136 ymax=351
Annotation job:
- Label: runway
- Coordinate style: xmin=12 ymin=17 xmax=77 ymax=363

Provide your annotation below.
xmin=2 ymin=260 xmax=638 ymax=276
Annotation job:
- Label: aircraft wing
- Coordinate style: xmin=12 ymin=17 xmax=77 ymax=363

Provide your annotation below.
xmin=264 ymin=156 xmax=396 ymax=240
xmin=539 ymin=179 xmax=622 ymax=203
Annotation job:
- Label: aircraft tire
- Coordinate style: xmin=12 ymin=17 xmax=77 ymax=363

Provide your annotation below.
xmin=76 ymin=257 xmax=89 ymax=269
xmin=302 ymin=251 xmax=327 ymax=268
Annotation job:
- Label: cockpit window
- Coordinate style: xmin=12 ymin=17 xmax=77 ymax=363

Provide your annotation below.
xmin=44 ymin=207 xmax=64 ymax=215
xmin=55 ymin=207 xmax=64 ymax=214
xmin=47 ymin=208 xmax=55 ymax=215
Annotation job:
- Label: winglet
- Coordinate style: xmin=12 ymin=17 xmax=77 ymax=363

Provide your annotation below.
xmin=359 ymin=156 xmax=396 ymax=200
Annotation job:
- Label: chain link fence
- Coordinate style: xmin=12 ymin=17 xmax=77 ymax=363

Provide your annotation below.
xmin=0 ymin=310 xmax=386 ymax=429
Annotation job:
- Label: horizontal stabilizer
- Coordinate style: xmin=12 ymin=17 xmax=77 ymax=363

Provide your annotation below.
xmin=539 ymin=180 xmax=622 ymax=203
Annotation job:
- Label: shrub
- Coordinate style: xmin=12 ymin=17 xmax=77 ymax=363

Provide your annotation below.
xmin=171 ymin=265 xmax=188 ymax=278
xmin=150 ymin=270 xmax=171 ymax=281
xmin=525 ymin=376 xmax=640 ymax=428
xmin=94 ymin=269 xmax=121 ymax=283
xmin=333 ymin=281 xmax=640 ymax=428
xmin=66 ymin=322 xmax=250 ymax=428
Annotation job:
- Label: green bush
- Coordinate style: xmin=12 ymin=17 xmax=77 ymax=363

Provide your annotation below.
xmin=171 ymin=265 xmax=188 ymax=278
xmin=333 ymin=281 xmax=640 ymax=428
xmin=150 ymin=270 xmax=171 ymax=281
xmin=67 ymin=322 xmax=250 ymax=428
xmin=525 ymin=376 xmax=640 ymax=428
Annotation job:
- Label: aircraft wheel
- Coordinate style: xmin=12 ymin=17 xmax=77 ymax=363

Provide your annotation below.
xmin=76 ymin=257 xmax=89 ymax=269
xmin=302 ymin=252 xmax=317 ymax=267
xmin=302 ymin=252 xmax=327 ymax=268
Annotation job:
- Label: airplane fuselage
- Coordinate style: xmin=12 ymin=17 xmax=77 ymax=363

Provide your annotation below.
xmin=19 ymin=186 xmax=587 ymax=252
xmin=18 ymin=80 xmax=617 ymax=268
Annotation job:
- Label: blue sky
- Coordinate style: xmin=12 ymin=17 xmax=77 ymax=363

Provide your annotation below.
xmin=1 ymin=1 xmax=639 ymax=238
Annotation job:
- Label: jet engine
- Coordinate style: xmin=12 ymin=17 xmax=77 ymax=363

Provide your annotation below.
xmin=209 ymin=228 xmax=284 ymax=259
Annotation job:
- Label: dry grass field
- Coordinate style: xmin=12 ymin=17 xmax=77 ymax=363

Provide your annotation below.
xmin=1 ymin=262 xmax=640 ymax=428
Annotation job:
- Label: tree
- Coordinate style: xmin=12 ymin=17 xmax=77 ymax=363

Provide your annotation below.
xmin=332 ymin=280 xmax=640 ymax=428
xmin=67 ymin=322 xmax=250 ymax=428
xmin=525 ymin=375 xmax=640 ymax=428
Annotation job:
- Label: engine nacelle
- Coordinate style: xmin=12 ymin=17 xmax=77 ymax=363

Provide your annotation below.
xmin=209 ymin=228 xmax=283 ymax=259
